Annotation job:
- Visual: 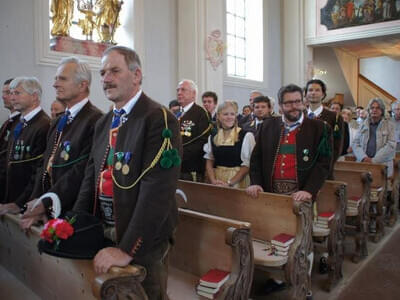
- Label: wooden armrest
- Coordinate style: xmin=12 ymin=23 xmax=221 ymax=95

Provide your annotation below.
xmin=92 ymin=264 xmax=147 ymax=299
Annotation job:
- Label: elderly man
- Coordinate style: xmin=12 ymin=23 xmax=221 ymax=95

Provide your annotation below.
xmin=177 ymin=79 xmax=211 ymax=182
xmin=0 ymin=78 xmax=20 ymax=150
xmin=352 ymin=98 xmax=396 ymax=176
xmin=0 ymin=77 xmax=50 ymax=205
xmin=391 ymin=100 xmax=400 ymax=151
xmin=6 ymin=57 xmax=103 ymax=226
xmin=73 ymin=46 xmax=181 ymax=299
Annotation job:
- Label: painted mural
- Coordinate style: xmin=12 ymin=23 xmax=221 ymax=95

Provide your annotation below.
xmin=321 ymin=0 xmax=400 ymax=30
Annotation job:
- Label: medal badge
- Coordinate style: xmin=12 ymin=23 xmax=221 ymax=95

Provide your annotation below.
xmin=115 ymin=152 xmax=124 ymax=170
xmin=122 ymin=152 xmax=132 ymax=175
xmin=14 ymin=141 xmax=21 ymax=160
xmin=303 ymin=149 xmax=310 ymax=162
xmin=60 ymin=141 xmax=71 ymax=161
xmin=181 ymin=120 xmax=195 ymax=137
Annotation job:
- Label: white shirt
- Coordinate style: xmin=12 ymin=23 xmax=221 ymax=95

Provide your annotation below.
xmin=203 ymin=132 xmax=256 ymax=167
xmin=67 ymin=98 xmax=89 ymax=119
xmin=181 ymin=101 xmax=195 ymax=117
xmin=22 ymin=106 xmax=42 ymax=122
xmin=114 ymin=89 xmax=143 ymax=115
xmin=307 ymin=105 xmax=323 ymax=118
xmin=9 ymin=111 xmax=20 ymax=120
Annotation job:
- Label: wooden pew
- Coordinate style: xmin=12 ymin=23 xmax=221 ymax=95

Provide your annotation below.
xmin=333 ymin=168 xmax=372 ymax=262
xmin=388 ymin=154 xmax=400 ymax=226
xmin=313 ymin=180 xmax=347 ymax=291
xmin=176 ymin=180 xmax=313 ymax=300
xmin=0 ymin=213 xmax=147 ymax=300
xmin=167 ymin=208 xmax=253 ymax=300
xmin=335 ymin=161 xmax=387 ymax=242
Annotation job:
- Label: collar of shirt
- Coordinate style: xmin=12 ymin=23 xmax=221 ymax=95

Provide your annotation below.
xmin=113 ymin=89 xmax=142 ymax=116
xmin=282 ymin=111 xmax=304 ymax=131
xmin=369 ymin=118 xmax=382 ymax=126
xmin=307 ymin=105 xmax=323 ymax=117
xmin=67 ymin=98 xmax=89 ymax=119
xmin=9 ymin=111 xmax=21 ymax=120
xmin=22 ymin=106 xmax=42 ymax=122
xmin=182 ymin=101 xmax=195 ymax=114
xmin=255 ymin=118 xmax=263 ymax=126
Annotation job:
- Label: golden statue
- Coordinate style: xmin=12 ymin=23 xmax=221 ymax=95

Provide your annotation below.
xmin=77 ymin=0 xmax=97 ymax=40
xmin=50 ymin=0 xmax=74 ymax=36
xmin=95 ymin=0 xmax=124 ymax=43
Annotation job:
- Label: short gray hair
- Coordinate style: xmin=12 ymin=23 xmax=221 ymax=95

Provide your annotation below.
xmin=59 ymin=56 xmax=92 ymax=90
xmin=178 ymin=79 xmax=198 ymax=97
xmin=103 ymin=46 xmax=142 ymax=71
xmin=391 ymin=100 xmax=400 ymax=110
xmin=10 ymin=76 xmax=42 ymax=101
xmin=368 ymin=98 xmax=386 ymax=114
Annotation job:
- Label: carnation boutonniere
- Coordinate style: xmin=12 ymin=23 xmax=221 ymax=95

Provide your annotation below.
xmin=40 ymin=216 xmax=76 ymax=250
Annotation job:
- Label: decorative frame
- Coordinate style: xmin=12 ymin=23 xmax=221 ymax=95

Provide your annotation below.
xmin=205 ymin=29 xmax=226 ymax=71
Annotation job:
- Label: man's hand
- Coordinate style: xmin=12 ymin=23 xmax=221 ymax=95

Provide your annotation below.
xmin=212 ymin=179 xmax=228 ymax=186
xmin=362 ymin=157 xmax=372 ymax=163
xmin=20 ymin=214 xmax=47 ymax=231
xmin=292 ymin=191 xmax=312 ymax=202
xmin=0 ymin=203 xmax=21 ymax=215
xmin=246 ymin=185 xmax=264 ymax=198
xmin=21 ymin=199 xmax=45 ymax=219
xmin=94 ymin=247 xmax=133 ymax=274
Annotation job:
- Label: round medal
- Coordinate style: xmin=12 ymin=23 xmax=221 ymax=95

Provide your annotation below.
xmin=60 ymin=150 xmax=66 ymax=159
xmin=122 ymin=164 xmax=130 ymax=175
xmin=115 ymin=161 xmax=122 ymax=170
xmin=303 ymin=156 xmax=309 ymax=162
xmin=64 ymin=153 xmax=70 ymax=161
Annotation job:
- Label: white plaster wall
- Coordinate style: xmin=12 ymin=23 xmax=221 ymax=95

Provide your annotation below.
xmin=360 ymin=56 xmax=400 ymax=100
xmin=0 ymin=0 xmax=178 ymax=123
xmin=313 ymin=47 xmax=354 ymax=106
xmin=223 ymin=0 xmax=282 ymax=112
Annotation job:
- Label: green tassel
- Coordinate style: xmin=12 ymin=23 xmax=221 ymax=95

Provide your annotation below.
xmin=318 ymin=124 xmax=332 ymax=157
xmin=162 ymin=128 xmax=172 ymax=138
xmin=160 ymin=157 xmax=173 ymax=169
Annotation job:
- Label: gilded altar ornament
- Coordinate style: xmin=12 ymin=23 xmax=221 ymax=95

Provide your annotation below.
xmin=95 ymin=0 xmax=124 ymax=43
xmin=50 ymin=0 xmax=75 ymax=37
xmin=77 ymin=0 xmax=97 ymax=40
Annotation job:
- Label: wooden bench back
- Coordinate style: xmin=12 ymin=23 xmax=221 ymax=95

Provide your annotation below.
xmin=176 ymin=180 xmax=297 ymax=241
xmin=316 ymin=180 xmax=347 ymax=214
xmin=334 ymin=168 xmax=372 ymax=199
xmin=335 ymin=161 xmax=387 ymax=188
xmin=170 ymin=208 xmax=251 ymax=277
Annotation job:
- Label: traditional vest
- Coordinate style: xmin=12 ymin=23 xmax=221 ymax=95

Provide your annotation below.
xmin=272 ymin=128 xmax=299 ymax=194
xmin=210 ymin=129 xmax=245 ymax=168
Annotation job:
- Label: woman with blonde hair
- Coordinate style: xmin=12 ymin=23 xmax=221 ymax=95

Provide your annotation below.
xmin=204 ymin=101 xmax=255 ymax=188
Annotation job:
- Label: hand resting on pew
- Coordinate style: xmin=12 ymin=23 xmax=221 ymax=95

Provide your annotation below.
xmin=246 ymin=185 xmax=312 ymax=202
xmin=0 ymin=203 xmax=20 ymax=215
xmin=94 ymin=247 xmax=133 ymax=274
xmin=20 ymin=199 xmax=47 ymax=230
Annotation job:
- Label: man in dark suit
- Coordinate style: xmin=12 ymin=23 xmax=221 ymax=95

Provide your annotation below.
xmin=73 ymin=46 xmax=181 ymax=300
xmin=0 ymin=78 xmax=20 ymax=200
xmin=10 ymin=57 xmax=102 ymax=226
xmin=202 ymin=91 xmax=218 ymax=121
xmin=238 ymin=90 xmax=263 ymax=126
xmin=177 ymin=79 xmax=212 ymax=182
xmin=0 ymin=77 xmax=50 ymax=206
xmin=305 ymin=79 xmax=344 ymax=170
xmin=242 ymin=96 xmax=272 ymax=135
xmin=246 ymin=84 xmax=331 ymax=298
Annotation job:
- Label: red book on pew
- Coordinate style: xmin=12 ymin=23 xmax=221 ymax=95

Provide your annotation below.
xmin=271 ymin=233 xmax=295 ymax=247
xmin=318 ymin=212 xmax=335 ymax=221
xmin=199 ymin=269 xmax=230 ymax=289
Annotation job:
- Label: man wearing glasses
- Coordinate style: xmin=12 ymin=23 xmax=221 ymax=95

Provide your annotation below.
xmin=246 ymin=84 xmax=331 ymax=297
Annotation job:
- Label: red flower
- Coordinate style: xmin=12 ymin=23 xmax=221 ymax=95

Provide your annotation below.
xmin=55 ymin=221 xmax=74 ymax=240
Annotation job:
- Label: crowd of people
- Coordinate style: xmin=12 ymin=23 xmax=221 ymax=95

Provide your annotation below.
xmin=0 ymin=45 xmax=398 ymax=299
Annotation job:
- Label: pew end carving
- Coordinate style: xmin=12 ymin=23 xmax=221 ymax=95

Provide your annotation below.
xmin=176 ymin=180 xmax=313 ymax=300
xmin=314 ymin=180 xmax=347 ymax=291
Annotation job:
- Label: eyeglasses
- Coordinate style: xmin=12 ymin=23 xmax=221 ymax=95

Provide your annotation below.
xmin=282 ymin=99 xmax=302 ymax=106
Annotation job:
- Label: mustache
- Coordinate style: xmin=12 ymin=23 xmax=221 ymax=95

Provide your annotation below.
xmin=103 ymin=84 xmax=117 ymax=90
